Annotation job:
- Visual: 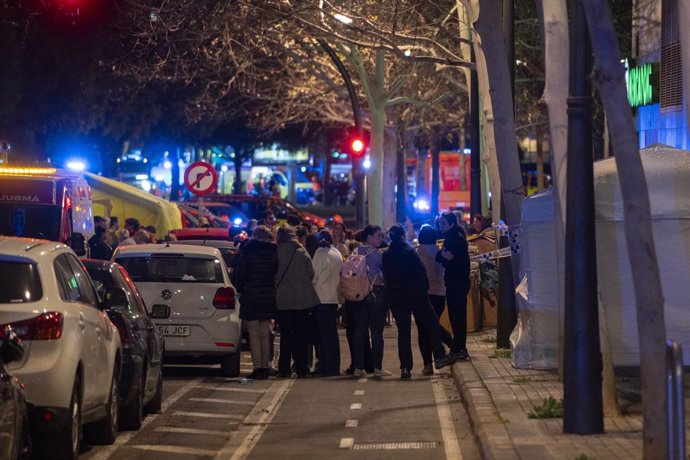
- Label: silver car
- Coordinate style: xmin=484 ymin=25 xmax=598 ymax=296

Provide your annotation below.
xmin=112 ymin=243 xmax=241 ymax=377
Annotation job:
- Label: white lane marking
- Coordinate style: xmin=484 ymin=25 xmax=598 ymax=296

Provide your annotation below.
xmin=173 ymin=411 xmax=245 ymax=420
xmin=345 ymin=419 xmax=358 ymax=428
xmin=340 ymin=438 xmax=355 ymax=449
xmin=193 ymin=385 xmax=266 ymax=394
xmin=216 ymin=378 xmax=294 ymax=460
xmin=354 ymin=441 xmax=437 ymax=450
xmin=132 ymin=444 xmax=217 ymax=456
xmin=350 ymin=403 xmax=362 ymax=410
xmin=357 ymin=378 xmax=368 ymax=383
xmin=190 ymin=397 xmax=256 ymax=406
xmin=354 ymin=390 xmax=365 ymax=396
xmin=431 ymin=377 xmax=463 ymax=460
xmin=89 ymin=377 xmax=203 ymax=460
xmin=154 ymin=426 xmax=235 ymax=436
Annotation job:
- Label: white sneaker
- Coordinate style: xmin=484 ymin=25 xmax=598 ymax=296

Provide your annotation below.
xmin=374 ymin=368 xmax=392 ymax=377
xmin=353 ymin=369 xmax=368 ymax=378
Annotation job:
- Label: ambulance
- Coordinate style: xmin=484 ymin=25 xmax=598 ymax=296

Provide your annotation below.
xmin=0 ymin=166 xmax=94 ymax=254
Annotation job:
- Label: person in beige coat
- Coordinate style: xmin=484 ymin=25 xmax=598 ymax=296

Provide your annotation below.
xmin=275 ymin=226 xmax=320 ymax=378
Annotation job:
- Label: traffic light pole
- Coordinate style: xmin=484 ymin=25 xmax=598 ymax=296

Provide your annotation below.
xmin=319 ymin=40 xmax=367 ymax=228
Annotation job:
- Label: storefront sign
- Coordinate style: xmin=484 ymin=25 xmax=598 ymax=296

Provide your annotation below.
xmin=626 ymin=61 xmax=659 ymax=107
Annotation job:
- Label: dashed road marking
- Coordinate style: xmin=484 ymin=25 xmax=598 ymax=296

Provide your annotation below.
xmin=89 ymin=377 xmax=203 ymax=460
xmin=345 ymin=419 xmax=358 ymax=428
xmin=194 ymin=385 xmax=266 ymax=394
xmin=354 ymin=390 xmax=365 ymax=396
xmin=349 ymin=403 xmax=362 ymax=410
xmin=216 ymin=378 xmax=295 ymax=460
xmin=154 ymin=426 xmax=235 ymax=436
xmin=353 ymin=441 xmax=438 ymax=450
xmin=173 ymin=411 xmax=245 ymax=420
xmin=357 ymin=378 xmax=368 ymax=383
xmin=340 ymin=438 xmax=355 ymax=449
xmin=132 ymin=444 xmax=217 ymax=456
xmin=190 ymin=397 xmax=256 ymax=406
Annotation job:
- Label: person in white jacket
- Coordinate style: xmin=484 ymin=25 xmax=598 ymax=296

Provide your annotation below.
xmin=312 ymin=229 xmax=344 ymax=376
xmin=416 ymin=224 xmax=454 ymax=375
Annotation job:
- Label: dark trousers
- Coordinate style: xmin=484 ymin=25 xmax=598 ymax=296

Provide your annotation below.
xmin=446 ymin=285 xmax=468 ymax=352
xmin=390 ymin=293 xmax=447 ymax=371
xmin=345 ymin=301 xmax=372 ymax=371
xmin=277 ymin=309 xmax=310 ymax=376
xmin=417 ymin=294 xmax=454 ymax=365
xmin=313 ymin=303 xmax=340 ymax=376
xmin=351 ymin=286 xmax=387 ymax=370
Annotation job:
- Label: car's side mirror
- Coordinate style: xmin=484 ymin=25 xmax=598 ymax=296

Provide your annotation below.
xmin=150 ymin=304 xmax=171 ymax=319
xmin=0 ymin=328 xmax=24 ymax=364
xmin=103 ymin=286 xmax=129 ymax=310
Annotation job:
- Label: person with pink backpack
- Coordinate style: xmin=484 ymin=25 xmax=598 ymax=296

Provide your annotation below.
xmin=340 ymin=225 xmax=392 ymax=378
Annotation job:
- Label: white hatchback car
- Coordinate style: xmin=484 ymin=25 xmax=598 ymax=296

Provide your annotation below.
xmin=113 ymin=243 xmax=241 ymax=376
xmin=0 ymin=238 xmax=122 ymax=460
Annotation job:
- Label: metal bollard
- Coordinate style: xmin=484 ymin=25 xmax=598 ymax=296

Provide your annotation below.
xmin=666 ymin=339 xmax=685 ymax=460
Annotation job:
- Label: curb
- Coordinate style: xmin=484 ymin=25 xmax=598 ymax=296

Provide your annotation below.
xmin=451 ymin=360 xmax=519 ymax=460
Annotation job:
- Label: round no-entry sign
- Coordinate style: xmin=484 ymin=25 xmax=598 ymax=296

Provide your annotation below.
xmin=184 ymin=161 xmax=218 ymax=196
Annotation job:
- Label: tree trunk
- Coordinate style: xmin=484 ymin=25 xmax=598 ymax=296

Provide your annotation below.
xmin=473 ymin=0 xmax=525 ymax=277
xmin=233 ymin=152 xmax=244 ymax=195
xmin=431 ymin=134 xmax=440 ymax=218
xmin=536 ymin=0 xmax=569 ymax=380
xmin=582 ymin=1 xmax=667 ymax=456
xmin=680 ymin=0 xmax=690 ymax=132
xmin=382 ymin=125 xmax=398 ymax=228
xmin=396 ymin=126 xmax=408 ymax=223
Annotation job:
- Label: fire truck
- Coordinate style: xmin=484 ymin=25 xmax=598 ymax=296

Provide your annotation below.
xmin=0 ymin=166 xmax=94 ymax=254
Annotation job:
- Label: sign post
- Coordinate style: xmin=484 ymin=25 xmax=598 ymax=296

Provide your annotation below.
xmin=184 ymin=161 xmax=218 ymax=226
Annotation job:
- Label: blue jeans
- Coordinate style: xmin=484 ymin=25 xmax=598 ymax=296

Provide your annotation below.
xmin=352 ymin=286 xmax=388 ymax=370
xmin=312 ymin=304 xmax=340 ymax=376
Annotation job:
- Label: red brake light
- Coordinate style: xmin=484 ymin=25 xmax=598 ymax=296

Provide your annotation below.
xmin=213 ymin=287 xmax=235 ymax=309
xmin=0 ymin=312 xmax=63 ymax=340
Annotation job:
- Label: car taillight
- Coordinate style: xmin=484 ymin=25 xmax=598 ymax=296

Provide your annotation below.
xmin=0 ymin=312 xmax=63 ymax=340
xmin=213 ymin=287 xmax=236 ymax=309
xmin=107 ymin=313 xmax=131 ymax=347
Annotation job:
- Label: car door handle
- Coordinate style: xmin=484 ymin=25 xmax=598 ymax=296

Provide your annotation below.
xmin=78 ymin=313 xmax=85 ymax=331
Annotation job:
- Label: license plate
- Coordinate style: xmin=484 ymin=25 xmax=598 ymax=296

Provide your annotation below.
xmin=158 ymin=325 xmax=191 ymax=337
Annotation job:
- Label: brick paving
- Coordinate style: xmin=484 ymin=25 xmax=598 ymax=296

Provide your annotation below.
xmin=450 ymin=328 xmax=649 ymax=460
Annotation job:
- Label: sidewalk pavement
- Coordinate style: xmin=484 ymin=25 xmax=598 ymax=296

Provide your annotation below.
xmin=450 ymin=328 xmax=644 ymax=460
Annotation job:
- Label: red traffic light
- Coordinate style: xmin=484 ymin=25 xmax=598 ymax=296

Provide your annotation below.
xmin=351 ymin=138 xmax=366 ymax=156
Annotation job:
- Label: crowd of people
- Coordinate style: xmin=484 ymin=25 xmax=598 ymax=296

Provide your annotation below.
xmin=87 ymin=216 xmax=163 ymax=260
xmin=230 ymin=209 xmax=474 ymax=381
xmin=87 ymin=208 xmax=479 ymax=380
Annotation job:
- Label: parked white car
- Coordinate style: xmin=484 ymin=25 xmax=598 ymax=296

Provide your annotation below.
xmin=113 ymin=243 xmax=241 ymax=376
xmin=0 ymin=237 xmax=122 ymax=460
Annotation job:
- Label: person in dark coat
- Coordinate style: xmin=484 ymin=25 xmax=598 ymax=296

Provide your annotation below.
xmin=88 ymin=226 xmax=112 ymax=260
xmin=436 ymin=211 xmax=471 ymax=361
xmin=234 ymin=225 xmax=279 ymax=380
xmin=382 ymin=224 xmax=453 ymax=380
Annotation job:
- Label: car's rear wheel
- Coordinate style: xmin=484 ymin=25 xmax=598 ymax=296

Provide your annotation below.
xmin=220 ymin=352 xmax=241 ymax=377
xmin=120 ymin=373 xmax=144 ymax=430
xmin=84 ymin=367 xmax=119 ymax=445
xmin=44 ymin=374 xmax=81 ymax=460
xmin=145 ymin=369 xmax=163 ymax=414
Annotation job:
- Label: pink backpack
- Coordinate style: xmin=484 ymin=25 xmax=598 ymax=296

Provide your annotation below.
xmin=339 ymin=250 xmax=373 ymax=301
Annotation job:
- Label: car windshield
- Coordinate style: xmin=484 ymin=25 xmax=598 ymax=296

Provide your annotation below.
xmin=116 ymin=256 xmax=224 ymax=283
xmin=0 ymin=204 xmax=62 ymax=241
xmin=0 ymin=261 xmax=43 ymax=303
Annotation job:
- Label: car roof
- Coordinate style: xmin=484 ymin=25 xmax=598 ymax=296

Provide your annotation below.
xmin=0 ymin=237 xmax=68 ymax=259
xmin=114 ymin=243 xmax=222 ymax=257
xmin=170 ymin=228 xmax=229 ymax=240
xmin=169 ymin=240 xmax=236 ymax=250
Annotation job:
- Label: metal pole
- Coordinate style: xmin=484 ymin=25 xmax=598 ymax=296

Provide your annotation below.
xmin=667 ymin=340 xmax=686 ymax=460
xmin=563 ymin=0 xmax=603 ymax=435
xmin=318 ymin=40 xmax=366 ymax=228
